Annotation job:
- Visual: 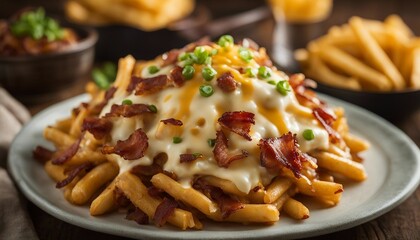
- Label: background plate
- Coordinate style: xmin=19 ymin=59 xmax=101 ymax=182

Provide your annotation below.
xmin=8 ymin=93 xmax=420 ymax=240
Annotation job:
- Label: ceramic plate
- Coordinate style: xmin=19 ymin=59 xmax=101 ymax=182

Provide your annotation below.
xmin=8 ymin=93 xmax=420 ymax=240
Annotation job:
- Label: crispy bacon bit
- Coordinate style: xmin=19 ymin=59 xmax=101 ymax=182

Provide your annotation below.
xmin=126 ymin=205 xmax=149 ymax=225
xmin=55 ymin=162 xmax=93 ymax=188
xmin=51 ymin=134 xmax=84 ymax=165
xmin=82 ymin=117 xmax=112 ymax=139
xmin=33 ymin=146 xmax=54 ymax=163
xmin=217 ymin=72 xmax=238 ymax=93
xmin=162 ymin=49 xmax=181 ymax=67
xmin=105 ymin=103 xmax=154 ymax=118
xmin=130 ymin=163 xmax=162 ymax=177
xmin=218 ymin=111 xmax=255 ymax=141
xmin=91 ymin=87 xmax=117 ymax=115
xmin=289 ymin=74 xmax=323 ymax=107
xmin=239 ymin=38 xmax=259 ymax=50
xmin=127 ymin=76 xmax=143 ymax=92
xmin=153 ymin=198 xmax=178 ymax=227
xmin=259 ymin=132 xmax=314 ymax=178
xmin=194 ymin=180 xmax=244 ymax=219
xmin=180 ymin=153 xmax=203 ymax=163
xmin=213 ymin=130 xmax=249 ymax=168
xmin=102 ymin=128 xmax=148 ymax=160
xmin=169 ymin=66 xmax=185 ymax=87
xmin=148 ymin=186 xmax=166 ymax=199
xmin=313 ymin=107 xmax=340 ymax=142
xmin=160 ymin=118 xmax=183 ymax=126
xmin=133 ymin=75 xmax=170 ymax=95
xmin=114 ymin=187 xmax=131 ymax=207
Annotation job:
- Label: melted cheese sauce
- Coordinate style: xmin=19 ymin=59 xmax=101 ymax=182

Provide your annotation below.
xmin=101 ymin=44 xmax=330 ymax=194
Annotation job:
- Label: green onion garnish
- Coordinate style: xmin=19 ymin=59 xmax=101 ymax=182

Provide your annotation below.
xmin=173 ymin=136 xmax=183 ymax=144
xmin=202 ymin=66 xmax=217 ymax=81
xmin=199 ymin=85 xmax=214 ymax=97
xmin=303 ymin=129 xmax=315 ymax=141
xmin=276 ymin=80 xmax=291 ymax=96
xmin=245 ymin=68 xmax=256 ymax=78
xmin=194 ymin=46 xmax=209 ymax=65
xmin=239 ymin=47 xmax=253 ymax=63
xmin=218 ymin=35 xmax=234 ymax=47
xmin=182 ymin=65 xmax=195 ymax=80
xmin=92 ymin=69 xmax=110 ymax=90
xmin=267 ymin=80 xmax=276 ymax=85
xmin=207 ymin=139 xmax=216 ymax=147
xmin=148 ymin=104 xmax=158 ymax=113
xmin=122 ymin=99 xmax=133 ymax=105
xmin=258 ymin=66 xmax=271 ymax=79
xmin=148 ymin=65 xmax=160 ymax=74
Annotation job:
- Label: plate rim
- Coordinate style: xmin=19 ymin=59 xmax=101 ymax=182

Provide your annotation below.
xmin=8 ymin=93 xmax=420 ymax=240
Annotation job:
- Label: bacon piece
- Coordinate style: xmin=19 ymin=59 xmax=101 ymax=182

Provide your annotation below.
xmin=169 ymin=66 xmax=185 ymax=87
xmin=153 ymin=198 xmax=178 ymax=227
xmin=313 ymin=107 xmax=340 ymax=142
xmin=213 ymin=130 xmax=249 ymax=168
xmin=179 ymin=153 xmax=203 ymax=163
xmin=239 ymin=38 xmax=259 ymax=50
xmin=217 ymin=72 xmax=238 ymax=93
xmin=289 ymin=74 xmax=323 ymax=107
xmin=51 ymin=134 xmax=84 ymax=165
xmin=105 ymin=103 xmax=154 ymax=118
xmin=126 ymin=205 xmax=149 ymax=225
xmin=133 ymin=75 xmax=170 ymax=95
xmin=160 ymin=118 xmax=183 ymax=126
xmin=162 ymin=49 xmax=181 ymax=67
xmin=218 ymin=111 xmax=255 ymax=141
xmin=194 ymin=180 xmax=244 ymax=219
xmin=102 ymin=128 xmax=148 ymax=160
xmin=130 ymin=163 xmax=162 ymax=177
xmin=91 ymin=87 xmax=117 ymax=115
xmin=114 ymin=187 xmax=131 ymax=207
xmin=259 ymin=132 xmax=313 ymax=178
xmin=127 ymin=76 xmax=143 ymax=92
xmin=148 ymin=186 xmax=166 ymax=199
xmin=82 ymin=117 xmax=113 ymax=139
xmin=33 ymin=146 xmax=54 ymax=163
xmin=55 ymin=162 xmax=93 ymax=188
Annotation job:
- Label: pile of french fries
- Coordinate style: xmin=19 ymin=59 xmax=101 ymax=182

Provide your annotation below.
xmin=296 ymin=15 xmax=420 ymax=91
xmin=65 ymin=0 xmax=194 ymax=31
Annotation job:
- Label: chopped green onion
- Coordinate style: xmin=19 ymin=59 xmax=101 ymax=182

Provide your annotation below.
xmin=258 ymin=66 xmax=271 ymax=79
xmin=244 ymin=68 xmax=256 ymax=78
xmin=218 ymin=35 xmax=234 ymax=47
xmin=148 ymin=104 xmax=158 ymax=113
xmin=302 ymin=129 xmax=315 ymax=141
xmin=210 ymin=49 xmax=218 ymax=56
xmin=148 ymin=65 xmax=160 ymax=74
xmin=122 ymin=99 xmax=132 ymax=105
xmin=199 ymin=85 xmax=214 ymax=97
xmin=202 ymin=66 xmax=217 ymax=81
xmin=276 ymin=80 xmax=291 ymax=96
xmin=178 ymin=52 xmax=188 ymax=61
xmin=194 ymin=46 xmax=209 ymax=64
xmin=207 ymin=139 xmax=216 ymax=147
xmin=92 ymin=69 xmax=110 ymax=90
xmin=239 ymin=47 xmax=253 ymax=63
xmin=102 ymin=62 xmax=117 ymax=80
xmin=182 ymin=65 xmax=195 ymax=80
xmin=173 ymin=137 xmax=183 ymax=144
xmin=267 ymin=80 xmax=276 ymax=85
xmin=10 ymin=8 xmax=65 ymax=41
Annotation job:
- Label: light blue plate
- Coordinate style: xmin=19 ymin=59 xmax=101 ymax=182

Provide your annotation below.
xmin=8 ymin=93 xmax=420 ymax=240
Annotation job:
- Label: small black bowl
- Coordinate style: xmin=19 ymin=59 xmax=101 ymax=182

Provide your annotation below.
xmin=315 ymin=82 xmax=420 ymax=123
xmin=0 ymin=24 xmax=97 ymax=102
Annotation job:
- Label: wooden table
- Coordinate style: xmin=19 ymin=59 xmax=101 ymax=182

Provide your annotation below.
xmin=13 ymin=0 xmax=420 ymax=239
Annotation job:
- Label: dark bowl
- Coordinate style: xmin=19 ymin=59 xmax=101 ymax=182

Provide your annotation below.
xmin=315 ymin=82 xmax=420 ymax=123
xmin=0 ymin=24 xmax=97 ymax=101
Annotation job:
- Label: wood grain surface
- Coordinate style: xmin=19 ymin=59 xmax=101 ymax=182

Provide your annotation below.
xmin=9 ymin=0 xmax=420 ymax=239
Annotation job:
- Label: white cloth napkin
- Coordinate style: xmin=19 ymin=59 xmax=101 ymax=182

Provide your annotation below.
xmin=0 ymin=88 xmax=38 ymax=240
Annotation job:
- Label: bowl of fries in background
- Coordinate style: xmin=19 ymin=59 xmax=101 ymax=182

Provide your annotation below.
xmin=296 ymin=15 xmax=420 ymax=122
xmin=0 ymin=7 xmax=97 ymax=103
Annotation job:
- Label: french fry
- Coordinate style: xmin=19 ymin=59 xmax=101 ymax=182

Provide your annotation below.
xmin=343 ymin=133 xmax=370 ymax=153
xmin=312 ymin=151 xmax=367 ymax=181
xmin=283 ymin=198 xmax=310 ymax=220
xmin=264 ymin=177 xmax=293 ymax=203
xmin=90 ymin=180 xmax=117 ymax=216
xmin=43 ymin=127 xmax=76 ymax=148
xmin=410 ymin=47 xmax=420 ymax=88
xmin=71 ymin=162 xmax=118 ymax=205
xmin=117 ymin=172 xmax=198 ymax=230
xmin=349 ymin=16 xmax=405 ymax=89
